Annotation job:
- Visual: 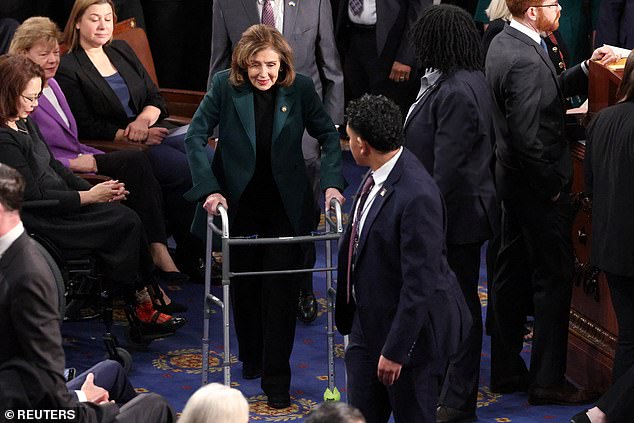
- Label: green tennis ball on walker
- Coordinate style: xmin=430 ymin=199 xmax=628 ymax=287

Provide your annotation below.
xmin=323 ymin=387 xmax=341 ymax=401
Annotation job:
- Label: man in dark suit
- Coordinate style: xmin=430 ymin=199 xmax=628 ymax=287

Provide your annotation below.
xmin=596 ymin=0 xmax=634 ymax=49
xmin=485 ymin=0 xmax=618 ymax=405
xmin=334 ymin=0 xmax=431 ymax=115
xmin=335 ymin=95 xmax=471 ymax=423
xmin=0 ymin=163 xmax=174 ymax=422
xmin=403 ymin=6 xmax=496 ymax=422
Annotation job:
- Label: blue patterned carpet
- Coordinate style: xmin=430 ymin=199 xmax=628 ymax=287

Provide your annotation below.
xmin=62 ymin=151 xmax=592 ymax=422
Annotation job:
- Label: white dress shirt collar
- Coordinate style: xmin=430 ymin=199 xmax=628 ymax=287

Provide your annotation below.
xmin=0 ymin=221 xmax=24 ymax=260
xmin=510 ymin=18 xmax=542 ymax=45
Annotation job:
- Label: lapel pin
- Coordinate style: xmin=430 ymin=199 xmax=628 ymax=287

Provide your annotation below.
xmin=288 ymin=1 xmax=296 ymax=6
xmin=380 ymin=188 xmax=387 ymax=196
xmin=281 ymin=105 xmax=288 ymax=112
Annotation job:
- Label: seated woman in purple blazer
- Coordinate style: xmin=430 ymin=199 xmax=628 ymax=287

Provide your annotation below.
xmin=9 ymin=17 xmax=192 ymax=299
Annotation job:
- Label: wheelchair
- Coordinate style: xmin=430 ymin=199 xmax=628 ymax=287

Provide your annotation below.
xmin=30 ymin=233 xmax=135 ymax=374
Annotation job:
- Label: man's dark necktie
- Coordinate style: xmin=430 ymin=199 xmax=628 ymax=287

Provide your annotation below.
xmin=349 ymin=0 xmax=363 ymax=16
xmin=262 ymin=0 xmax=276 ymax=27
xmin=539 ymin=38 xmax=549 ymax=55
xmin=346 ymin=175 xmax=375 ymax=303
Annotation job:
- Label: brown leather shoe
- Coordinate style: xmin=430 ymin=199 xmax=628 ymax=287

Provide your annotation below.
xmin=528 ymin=380 xmax=599 ymax=406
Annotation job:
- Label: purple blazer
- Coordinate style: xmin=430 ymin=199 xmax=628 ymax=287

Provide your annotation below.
xmin=30 ymin=78 xmax=103 ymax=168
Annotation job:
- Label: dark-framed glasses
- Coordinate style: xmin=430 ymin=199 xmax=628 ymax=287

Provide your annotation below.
xmin=525 ymin=1 xmax=559 ymax=11
xmin=21 ymin=93 xmax=42 ymax=104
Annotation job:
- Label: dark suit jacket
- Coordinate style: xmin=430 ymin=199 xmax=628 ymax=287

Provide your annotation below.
xmin=56 ymin=40 xmax=168 ymax=141
xmin=0 ymin=233 xmax=118 ymax=422
xmin=596 ymin=0 xmax=634 ymax=49
xmin=403 ymin=69 xmax=496 ymax=245
xmin=207 ymin=0 xmax=343 ymax=123
xmin=335 ymin=149 xmax=471 ymax=365
xmin=585 ymin=100 xmax=634 ymax=277
xmin=184 ymin=70 xmax=345 ymax=239
xmin=485 ymin=24 xmax=588 ymax=201
xmin=334 ymin=0 xmax=431 ymax=68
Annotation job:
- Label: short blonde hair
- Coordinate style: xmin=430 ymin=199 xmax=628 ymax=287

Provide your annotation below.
xmin=62 ymin=0 xmax=117 ymax=52
xmin=178 ymin=384 xmax=249 ymax=423
xmin=9 ymin=17 xmax=61 ymax=55
xmin=230 ymin=24 xmax=295 ymax=88
xmin=485 ymin=0 xmax=512 ymax=21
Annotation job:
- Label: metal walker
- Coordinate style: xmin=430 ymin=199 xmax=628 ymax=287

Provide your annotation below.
xmin=201 ymin=199 xmax=344 ymax=401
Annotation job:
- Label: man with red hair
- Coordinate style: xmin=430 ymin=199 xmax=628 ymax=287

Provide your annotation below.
xmin=485 ymin=0 xmax=618 ymax=406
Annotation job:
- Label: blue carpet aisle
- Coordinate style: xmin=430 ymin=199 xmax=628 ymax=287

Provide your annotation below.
xmin=63 ymin=151 xmax=593 ymax=421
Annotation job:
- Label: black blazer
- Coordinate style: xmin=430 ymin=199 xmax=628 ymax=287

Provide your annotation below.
xmin=585 ymin=100 xmax=634 ymax=277
xmin=334 ymin=0 xmax=431 ymax=68
xmin=56 ymin=40 xmax=168 ymax=141
xmin=485 ymin=24 xmax=588 ymax=201
xmin=403 ymin=69 xmax=496 ymax=245
xmin=0 ymin=233 xmax=118 ymax=422
xmin=596 ymin=0 xmax=634 ymax=49
xmin=335 ymin=149 xmax=471 ymax=365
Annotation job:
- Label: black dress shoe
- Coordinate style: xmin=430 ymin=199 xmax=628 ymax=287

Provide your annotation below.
xmin=570 ymin=410 xmax=591 ymax=423
xmin=529 ymin=380 xmax=599 ymax=406
xmin=267 ymin=393 xmax=291 ymax=409
xmin=242 ymin=362 xmax=262 ymax=380
xmin=297 ymin=291 xmax=317 ymax=323
xmin=436 ymin=405 xmax=477 ymax=423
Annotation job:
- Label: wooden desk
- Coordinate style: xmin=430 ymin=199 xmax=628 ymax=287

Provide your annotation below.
xmin=566 ymin=60 xmax=623 ymax=392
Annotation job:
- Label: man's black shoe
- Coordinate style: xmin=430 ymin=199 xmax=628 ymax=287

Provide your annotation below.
xmin=267 ymin=393 xmax=291 ymax=409
xmin=529 ymin=380 xmax=599 ymax=406
xmin=436 ymin=405 xmax=476 ymax=423
xmin=297 ymin=291 xmax=317 ymax=323
xmin=242 ymin=362 xmax=262 ymax=380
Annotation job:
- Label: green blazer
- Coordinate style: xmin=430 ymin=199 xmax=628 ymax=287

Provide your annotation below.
xmin=184 ymin=70 xmax=345 ymax=239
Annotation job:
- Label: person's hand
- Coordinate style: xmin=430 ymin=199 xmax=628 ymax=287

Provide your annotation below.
xmin=69 ymin=154 xmax=98 ymax=173
xmin=124 ymin=118 xmax=150 ymax=142
xmin=324 ymin=187 xmax=345 ymax=213
xmin=88 ymin=180 xmax=128 ymax=203
xmin=377 ymin=355 xmax=402 ymax=386
xmin=589 ymin=46 xmax=620 ymax=66
xmin=80 ymin=373 xmax=110 ymax=404
xmin=203 ymin=193 xmax=228 ymax=215
xmin=389 ymin=61 xmax=411 ymax=83
xmin=145 ymin=127 xmax=169 ymax=145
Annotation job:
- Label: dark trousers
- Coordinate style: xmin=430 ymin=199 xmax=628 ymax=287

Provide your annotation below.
xmin=343 ymin=27 xmax=418 ymax=117
xmin=490 ymin=195 xmax=573 ymax=388
xmin=95 ymin=151 xmax=167 ymax=244
xmin=345 ymin=315 xmax=443 ymax=423
xmin=66 ymin=360 xmax=137 ymax=405
xmin=230 ymin=196 xmax=303 ymax=396
xmin=115 ymin=393 xmax=175 ymax=423
xmin=145 ymin=135 xmax=211 ymax=262
xmin=592 ymin=275 xmax=634 ymax=423
xmin=439 ymin=242 xmax=483 ymax=412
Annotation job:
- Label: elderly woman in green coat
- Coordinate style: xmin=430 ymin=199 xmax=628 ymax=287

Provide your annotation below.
xmin=184 ymin=24 xmax=345 ymax=409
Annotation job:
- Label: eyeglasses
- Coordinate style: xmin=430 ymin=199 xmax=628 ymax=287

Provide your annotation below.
xmin=525 ymin=2 xmax=559 ymax=11
xmin=21 ymin=93 xmax=42 ymax=104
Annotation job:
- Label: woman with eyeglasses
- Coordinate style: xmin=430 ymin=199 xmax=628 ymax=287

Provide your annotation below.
xmin=10 ymin=16 xmax=191 ymax=293
xmin=0 ymin=53 xmax=186 ymax=339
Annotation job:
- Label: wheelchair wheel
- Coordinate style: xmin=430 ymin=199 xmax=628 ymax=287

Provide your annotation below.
xmin=126 ymin=326 xmax=153 ymax=349
xmin=32 ymin=238 xmax=66 ymax=318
